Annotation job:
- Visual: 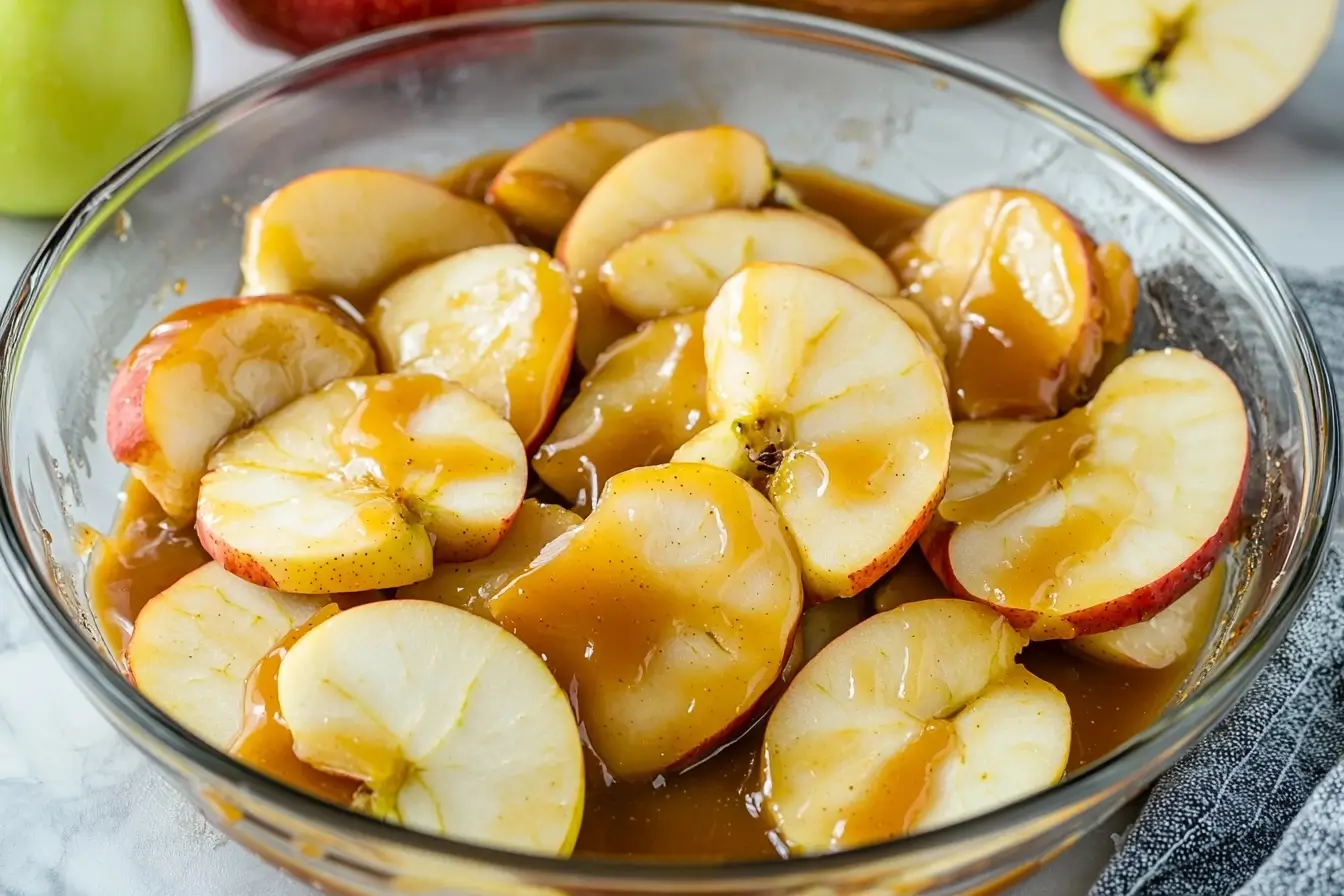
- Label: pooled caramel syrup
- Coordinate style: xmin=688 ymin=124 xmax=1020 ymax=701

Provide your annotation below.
xmin=93 ymin=158 xmax=1200 ymax=863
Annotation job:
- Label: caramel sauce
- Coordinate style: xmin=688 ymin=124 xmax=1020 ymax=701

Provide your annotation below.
xmin=99 ymin=156 xmax=1198 ymax=864
xmin=434 ymin=150 xmax=511 ymax=204
xmin=89 ymin=478 xmax=210 ymax=656
xmin=835 ymin=720 xmax=956 ymax=849
xmin=229 ymin=604 xmax=363 ymax=805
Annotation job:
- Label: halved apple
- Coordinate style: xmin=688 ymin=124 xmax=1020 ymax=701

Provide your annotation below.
xmin=487 ymin=117 xmax=659 ymax=238
xmin=762 ymin=599 xmax=1070 ymax=853
xmin=921 ymin=349 xmax=1248 ymax=639
xmin=532 ymin=311 xmax=707 ymax=513
xmin=694 ymin=262 xmax=953 ymax=600
xmin=1060 ymin=0 xmax=1338 ymax=144
xmin=889 ymin=189 xmax=1103 ymax=419
xmin=556 ymin=125 xmax=775 ymax=369
xmin=490 ymin=463 xmax=803 ymax=780
xmin=106 ymin=295 xmax=375 ymax=524
xmin=241 ymin=168 xmax=513 ymax=311
xmin=368 ymin=245 xmax=578 ymax=451
xmin=1071 ymin=560 xmax=1225 ymax=669
xmin=395 ymin=499 xmax=581 ymax=617
xmin=197 ymin=373 xmax=528 ymax=593
xmin=600 ymin=209 xmax=897 ymax=321
xmin=278 ymin=599 xmax=585 ymax=853
xmin=126 ymin=561 xmax=330 ymax=749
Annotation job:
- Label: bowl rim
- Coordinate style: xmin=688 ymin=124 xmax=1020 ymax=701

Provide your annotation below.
xmin=1 ymin=0 xmax=1337 ymax=886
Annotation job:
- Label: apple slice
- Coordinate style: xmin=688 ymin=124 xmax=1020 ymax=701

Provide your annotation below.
xmin=368 ymin=245 xmax=578 ymax=451
xmin=600 ymin=209 xmax=897 ymax=321
xmin=1060 ymin=0 xmax=1338 ymax=144
xmin=197 ymin=373 xmax=527 ymax=593
xmin=697 ymin=262 xmax=953 ymax=600
xmin=241 ymin=168 xmax=513 ymax=311
xmin=486 ymin=117 xmax=659 ymax=238
xmin=395 ymin=499 xmax=581 ymax=617
xmin=107 ymin=296 xmax=376 ymax=524
xmin=532 ymin=311 xmax=708 ymax=513
xmin=1070 ymin=560 xmax=1225 ymax=669
xmin=557 ymin=125 xmax=774 ymax=369
xmin=889 ymin=189 xmax=1103 ymax=419
xmin=870 ymin=556 xmax=954 ymax=613
xmin=490 ymin=463 xmax=803 ymax=780
xmin=278 ymin=599 xmax=585 ymax=853
xmin=1095 ymin=242 xmax=1139 ymax=346
xmin=126 ymin=561 xmax=330 ymax=750
xmin=800 ymin=596 xmax=866 ymax=662
xmin=921 ymin=349 xmax=1248 ymax=639
xmin=762 ymin=599 xmax=1069 ymax=853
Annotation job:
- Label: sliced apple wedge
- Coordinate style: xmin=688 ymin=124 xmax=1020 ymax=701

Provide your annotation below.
xmin=126 ymin=561 xmax=330 ymax=750
xmin=762 ymin=599 xmax=1069 ymax=853
xmin=395 ymin=499 xmax=581 ymax=617
xmin=241 ymin=168 xmax=513 ymax=311
xmin=870 ymin=555 xmax=954 ymax=613
xmin=921 ymin=349 xmax=1248 ymax=639
xmin=532 ymin=311 xmax=708 ymax=513
xmin=278 ymin=600 xmax=585 ymax=853
xmin=197 ymin=373 xmax=527 ymax=593
xmin=1060 ymin=0 xmax=1338 ymax=144
xmin=368 ymin=245 xmax=578 ymax=451
xmin=490 ymin=463 xmax=803 ymax=780
xmin=1071 ymin=561 xmax=1225 ymax=669
xmin=800 ymin=596 xmax=866 ymax=662
xmin=890 ymin=189 xmax=1103 ymax=419
xmin=600 ymin=209 xmax=897 ymax=321
xmin=487 ymin=117 xmax=659 ymax=238
xmin=1095 ymin=242 xmax=1139 ymax=346
xmin=557 ymin=125 xmax=774 ymax=369
xmin=699 ymin=262 xmax=953 ymax=600
xmin=107 ymin=296 xmax=375 ymax=524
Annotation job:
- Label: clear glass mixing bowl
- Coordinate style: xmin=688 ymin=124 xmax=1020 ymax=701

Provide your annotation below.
xmin=1 ymin=3 xmax=1336 ymax=894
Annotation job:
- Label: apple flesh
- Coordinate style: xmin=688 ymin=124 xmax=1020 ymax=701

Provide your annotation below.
xmin=241 ymin=168 xmax=513 ymax=312
xmin=368 ymin=245 xmax=577 ymax=451
xmin=126 ymin=561 xmax=330 ymax=750
xmin=532 ymin=311 xmax=708 ymax=513
xmin=889 ymin=189 xmax=1104 ymax=420
xmin=490 ymin=463 xmax=803 ymax=780
xmin=278 ymin=599 xmax=585 ymax=853
xmin=600 ymin=208 xmax=898 ymax=321
xmin=1060 ymin=0 xmax=1338 ymax=143
xmin=107 ymin=295 xmax=376 ymax=524
xmin=762 ymin=599 xmax=1070 ymax=853
xmin=487 ymin=117 xmax=658 ymax=239
xmin=697 ymin=262 xmax=953 ymax=600
xmin=921 ymin=349 xmax=1249 ymax=639
xmin=556 ymin=125 xmax=775 ymax=369
xmin=197 ymin=373 xmax=527 ymax=593
xmin=395 ymin=499 xmax=581 ymax=616
xmin=0 ymin=0 xmax=192 ymax=216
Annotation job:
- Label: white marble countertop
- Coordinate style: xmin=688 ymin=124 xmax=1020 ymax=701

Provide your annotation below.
xmin=0 ymin=1 xmax=1339 ymax=893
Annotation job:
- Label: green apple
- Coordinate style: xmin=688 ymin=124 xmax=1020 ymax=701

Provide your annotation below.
xmin=0 ymin=0 xmax=193 ymax=217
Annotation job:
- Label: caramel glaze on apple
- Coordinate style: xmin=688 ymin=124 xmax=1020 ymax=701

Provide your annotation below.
xmin=89 ymin=157 xmax=1202 ymax=862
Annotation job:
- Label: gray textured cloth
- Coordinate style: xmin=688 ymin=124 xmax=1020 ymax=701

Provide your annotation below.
xmin=1092 ymin=273 xmax=1344 ymax=896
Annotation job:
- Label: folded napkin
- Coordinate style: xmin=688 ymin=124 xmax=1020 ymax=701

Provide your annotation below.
xmin=1092 ymin=272 xmax=1344 ymax=896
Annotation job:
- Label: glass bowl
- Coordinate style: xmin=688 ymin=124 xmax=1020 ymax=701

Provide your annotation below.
xmin=1 ymin=3 xmax=1336 ymax=894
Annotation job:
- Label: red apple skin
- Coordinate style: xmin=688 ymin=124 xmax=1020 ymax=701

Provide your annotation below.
xmin=918 ymin=464 xmax=1246 ymax=639
xmin=193 ymin=521 xmax=281 ymax=590
xmin=836 ymin=485 xmax=944 ymax=600
xmin=214 ymin=0 xmax=537 ymax=54
xmin=106 ymin=295 xmax=369 ymax=472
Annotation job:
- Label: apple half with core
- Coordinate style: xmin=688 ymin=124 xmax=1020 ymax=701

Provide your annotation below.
xmin=241 ymin=168 xmax=513 ymax=312
xmin=278 ymin=599 xmax=585 ymax=853
xmin=369 ymin=245 xmax=578 ymax=451
xmin=762 ymin=599 xmax=1070 ymax=853
xmin=676 ymin=262 xmax=953 ymax=600
xmin=490 ymin=463 xmax=803 ymax=780
xmin=197 ymin=373 xmax=527 ymax=593
xmin=107 ymin=295 xmax=375 ymax=524
xmin=920 ymin=349 xmax=1248 ymax=639
xmin=556 ymin=125 xmax=775 ymax=369
xmin=1060 ymin=0 xmax=1339 ymax=143
xmin=487 ymin=117 xmax=658 ymax=238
